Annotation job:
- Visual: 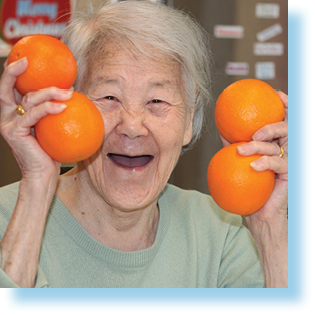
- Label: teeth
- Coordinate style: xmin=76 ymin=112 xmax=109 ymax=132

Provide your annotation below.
xmin=108 ymin=154 xmax=153 ymax=168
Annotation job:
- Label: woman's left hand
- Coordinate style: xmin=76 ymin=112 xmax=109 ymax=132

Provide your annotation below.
xmin=220 ymin=91 xmax=288 ymax=287
xmin=236 ymin=90 xmax=288 ymax=223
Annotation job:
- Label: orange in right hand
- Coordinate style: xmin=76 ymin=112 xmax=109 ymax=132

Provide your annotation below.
xmin=7 ymin=34 xmax=77 ymax=95
xmin=207 ymin=142 xmax=275 ymax=215
xmin=34 ymin=92 xmax=105 ymax=164
xmin=215 ymin=79 xmax=285 ymax=144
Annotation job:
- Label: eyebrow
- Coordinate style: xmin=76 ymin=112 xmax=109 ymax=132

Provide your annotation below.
xmin=93 ymin=75 xmax=178 ymax=90
xmin=94 ymin=76 xmax=122 ymax=86
xmin=149 ymin=80 xmax=177 ymax=89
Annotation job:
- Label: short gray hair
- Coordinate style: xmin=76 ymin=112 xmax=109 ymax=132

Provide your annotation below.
xmin=62 ymin=0 xmax=213 ymax=150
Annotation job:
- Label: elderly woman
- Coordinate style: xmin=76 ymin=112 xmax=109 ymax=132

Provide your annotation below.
xmin=0 ymin=1 xmax=288 ymax=288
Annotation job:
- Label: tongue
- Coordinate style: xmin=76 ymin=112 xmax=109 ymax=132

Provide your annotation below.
xmin=109 ymin=154 xmax=153 ymax=167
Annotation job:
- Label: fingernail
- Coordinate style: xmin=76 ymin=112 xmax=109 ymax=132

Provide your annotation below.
xmin=252 ymin=130 xmax=264 ymax=141
xmin=54 ymin=103 xmax=67 ymax=110
xmin=237 ymin=145 xmax=246 ymax=154
xmin=18 ymin=57 xmax=28 ymax=64
xmin=62 ymin=90 xmax=73 ymax=98
xmin=250 ymin=159 xmax=264 ymax=171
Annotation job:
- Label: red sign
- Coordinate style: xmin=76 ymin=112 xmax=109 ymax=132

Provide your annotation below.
xmin=0 ymin=0 xmax=73 ymax=45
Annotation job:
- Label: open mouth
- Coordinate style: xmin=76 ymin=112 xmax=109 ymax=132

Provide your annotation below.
xmin=108 ymin=153 xmax=154 ymax=168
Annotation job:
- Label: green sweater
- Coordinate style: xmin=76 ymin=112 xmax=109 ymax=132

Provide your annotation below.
xmin=0 ymin=182 xmax=264 ymax=288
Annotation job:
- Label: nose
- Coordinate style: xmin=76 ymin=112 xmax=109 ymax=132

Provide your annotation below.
xmin=115 ymin=106 xmax=149 ymax=139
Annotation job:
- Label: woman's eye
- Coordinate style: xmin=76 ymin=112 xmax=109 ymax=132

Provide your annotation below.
xmin=149 ymin=99 xmax=163 ymax=104
xmin=105 ymin=96 xmax=117 ymax=101
xmin=147 ymin=99 xmax=170 ymax=117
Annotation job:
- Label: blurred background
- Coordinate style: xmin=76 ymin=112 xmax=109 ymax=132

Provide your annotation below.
xmin=0 ymin=0 xmax=288 ymax=194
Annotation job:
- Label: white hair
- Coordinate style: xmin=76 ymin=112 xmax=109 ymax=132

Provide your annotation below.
xmin=62 ymin=0 xmax=213 ymax=150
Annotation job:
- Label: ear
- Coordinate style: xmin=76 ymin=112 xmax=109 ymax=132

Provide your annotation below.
xmin=182 ymin=106 xmax=194 ymax=146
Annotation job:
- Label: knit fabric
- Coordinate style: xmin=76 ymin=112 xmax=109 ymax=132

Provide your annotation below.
xmin=0 ymin=182 xmax=264 ymax=288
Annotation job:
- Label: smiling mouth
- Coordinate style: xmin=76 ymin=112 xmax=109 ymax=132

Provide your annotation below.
xmin=108 ymin=153 xmax=154 ymax=168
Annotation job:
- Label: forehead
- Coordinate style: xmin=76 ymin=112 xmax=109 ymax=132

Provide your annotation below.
xmin=83 ymin=42 xmax=183 ymax=90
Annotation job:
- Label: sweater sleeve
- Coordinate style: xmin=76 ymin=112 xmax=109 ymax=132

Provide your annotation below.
xmin=0 ymin=182 xmax=50 ymax=288
xmin=0 ymin=265 xmax=19 ymax=288
xmin=217 ymin=219 xmax=265 ymax=288
xmin=0 ymin=251 xmax=50 ymax=288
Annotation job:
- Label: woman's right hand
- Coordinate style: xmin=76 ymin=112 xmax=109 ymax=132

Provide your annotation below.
xmin=0 ymin=57 xmax=73 ymax=180
xmin=0 ymin=57 xmax=74 ymax=287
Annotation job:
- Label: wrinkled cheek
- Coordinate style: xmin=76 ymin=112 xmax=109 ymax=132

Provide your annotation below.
xmin=160 ymin=140 xmax=183 ymax=173
xmin=81 ymin=149 xmax=107 ymax=186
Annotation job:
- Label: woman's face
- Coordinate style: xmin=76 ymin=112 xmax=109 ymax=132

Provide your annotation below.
xmin=81 ymin=44 xmax=193 ymax=211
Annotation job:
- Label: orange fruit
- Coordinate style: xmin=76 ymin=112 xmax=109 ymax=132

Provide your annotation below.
xmin=34 ymin=91 xmax=104 ymax=163
xmin=7 ymin=34 xmax=77 ymax=95
xmin=215 ymin=79 xmax=285 ymax=143
xmin=207 ymin=142 xmax=275 ymax=215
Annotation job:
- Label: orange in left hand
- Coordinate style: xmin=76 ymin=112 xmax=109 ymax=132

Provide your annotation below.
xmin=215 ymin=79 xmax=285 ymax=144
xmin=207 ymin=142 xmax=275 ymax=215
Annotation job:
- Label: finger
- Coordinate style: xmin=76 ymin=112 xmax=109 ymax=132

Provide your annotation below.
xmin=0 ymin=58 xmax=28 ymax=105
xmin=237 ymin=141 xmax=283 ymax=157
xmin=250 ymin=155 xmax=288 ymax=178
xmin=14 ymin=88 xmax=22 ymax=104
xmin=17 ymin=102 xmax=67 ymax=131
xmin=21 ymin=88 xmax=73 ymax=112
xmin=278 ymin=91 xmax=288 ymax=109
xmin=277 ymin=91 xmax=288 ymax=121
xmin=219 ymin=134 xmax=230 ymax=147
xmin=252 ymin=121 xmax=288 ymax=142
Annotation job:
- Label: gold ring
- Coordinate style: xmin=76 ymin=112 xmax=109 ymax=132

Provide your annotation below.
xmin=15 ymin=104 xmax=26 ymax=115
xmin=279 ymin=146 xmax=284 ymax=158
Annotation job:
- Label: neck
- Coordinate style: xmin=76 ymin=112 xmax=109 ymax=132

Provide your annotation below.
xmin=56 ymin=166 xmax=159 ymax=251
